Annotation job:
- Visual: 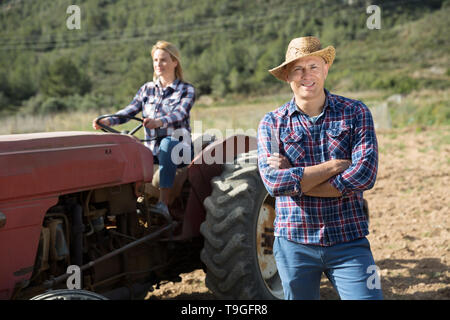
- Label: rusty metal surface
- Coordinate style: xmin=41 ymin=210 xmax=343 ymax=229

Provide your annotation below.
xmin=0 ymin=131 xmax=153 ymax=203
xmin=0 ymin=131 xmax=155 ymax=299
xmin=256 ymin=202 xmax=277 ymax=280
xmin=0 ymin=197 xmax=58 ymax=300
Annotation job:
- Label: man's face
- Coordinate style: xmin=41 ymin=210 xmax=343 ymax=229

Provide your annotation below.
xmin=286 ymin=55 xmax=329 ymax=100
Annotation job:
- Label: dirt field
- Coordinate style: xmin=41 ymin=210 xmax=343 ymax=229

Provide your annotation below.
xmin=147 ymin=127 xmax=450 ymax=300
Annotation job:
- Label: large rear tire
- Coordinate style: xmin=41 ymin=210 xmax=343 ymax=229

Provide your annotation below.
xmin=200 ymin=150 xmax=283 ymax=299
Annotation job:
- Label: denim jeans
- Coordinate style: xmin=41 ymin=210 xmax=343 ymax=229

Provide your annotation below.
xmin=273 ymin=236 xmax=383 ymax=300
xmin=156 ymin=136 xmax=192 ymax=188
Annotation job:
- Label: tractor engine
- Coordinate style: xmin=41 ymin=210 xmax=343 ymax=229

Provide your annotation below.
xmin=19 ymin=184 xmax=176 ymax=299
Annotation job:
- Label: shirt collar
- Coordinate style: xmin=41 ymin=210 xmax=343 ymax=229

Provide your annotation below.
xmin=155 ymin=78 xmax=180 ymax=90
xmin=324 ymin=88 xmax=335 ymax=111
xmin=287 ymin=88 xmax=334 ymax=116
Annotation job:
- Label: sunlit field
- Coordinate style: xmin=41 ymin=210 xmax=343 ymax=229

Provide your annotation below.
xmin=1 ymin=88 xmax=448 ymax=137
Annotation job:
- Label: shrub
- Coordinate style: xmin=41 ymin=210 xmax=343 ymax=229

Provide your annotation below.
xmin=40 ymin=57 xmax=91 ymax=97
xmin=371 ymin=75 xmax=419 ymax=94
xmin=0 ymin=92 xmax=10 ymax=111
xmin=40 ymin=97 xmax=68 ymax=114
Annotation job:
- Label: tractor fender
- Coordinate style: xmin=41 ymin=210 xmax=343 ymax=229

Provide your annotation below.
xmin=178 ymin=134 xmax=257 ymax=240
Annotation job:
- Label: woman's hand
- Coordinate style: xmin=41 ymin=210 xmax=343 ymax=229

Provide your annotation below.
xmin=143 ymin=118 xmax=163 ymax=129
xmin=92 ymin=118 xmax=110 ymax=130
xmin=268 ymin=153 xmax=292 ymax=169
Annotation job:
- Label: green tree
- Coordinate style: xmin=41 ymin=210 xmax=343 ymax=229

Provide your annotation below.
xmin=40 ymin=57 xmax=91 ymax=97
xmin=211 ymin=74 xmax=228 ymax=98
xmin=8 ymin=55 xmax=37 ymax=102
xmin=228 ymin=67 xmax=241 ymax=92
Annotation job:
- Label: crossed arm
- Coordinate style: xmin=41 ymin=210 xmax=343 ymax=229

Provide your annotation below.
xmin=257 ymin=104 xmax=377 ymax=198
xmin=267 ymin=153 xmax=350 ymax=197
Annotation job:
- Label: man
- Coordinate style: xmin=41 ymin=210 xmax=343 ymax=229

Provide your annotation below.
xmin=257 ymin=36 xmax=382 ymax=300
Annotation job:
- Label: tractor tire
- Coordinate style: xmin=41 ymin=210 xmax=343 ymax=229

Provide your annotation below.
xmin=200 ymin=150 xmax=283 ymax=300
xmin=30 ymin=289 xmax=108 ymax=300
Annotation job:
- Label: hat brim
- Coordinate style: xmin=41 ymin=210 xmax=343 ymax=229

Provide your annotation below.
xmin=268 ymin=46 xmax=336 ymax=82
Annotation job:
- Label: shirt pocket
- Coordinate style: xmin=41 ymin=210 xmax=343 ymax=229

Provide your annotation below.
xmin=167 ymin=92 xmax=182 ymax=108
xmin=326 ymin=123 xmax=351 ymax=158
xmin=280 ymin=130 xmax=305 ymax=164
xmin=143 ymin=97 xmax=157 ymax=118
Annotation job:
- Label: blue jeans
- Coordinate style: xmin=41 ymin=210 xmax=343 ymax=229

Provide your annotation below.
xmin=273 ymin=236 xmax=383 ymax=300
xmin=156 ymin=136 xmax=192 ymax=188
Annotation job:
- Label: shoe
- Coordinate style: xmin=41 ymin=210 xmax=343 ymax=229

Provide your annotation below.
xmin=149 ymin=201 xmax=172 ymax=223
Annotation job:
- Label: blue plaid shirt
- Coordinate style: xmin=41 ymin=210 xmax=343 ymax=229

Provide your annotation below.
xmin=257 ymin=89 xmax=378 ymax=246
xmin=109 ymin=78 xmax=195 ymax=156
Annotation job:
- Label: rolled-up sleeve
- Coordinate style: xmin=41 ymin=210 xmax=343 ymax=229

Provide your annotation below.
xmin=330 ymin=102 xmax=378 ymax=195
xmin=257 ymin=113 xmax=304 ymax=197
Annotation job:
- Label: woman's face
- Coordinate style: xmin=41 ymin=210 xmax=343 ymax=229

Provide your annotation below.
xmin=152 ymin=48 xmax=178 ymax=79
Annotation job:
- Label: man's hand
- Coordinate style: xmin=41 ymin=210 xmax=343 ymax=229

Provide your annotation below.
xmin=302 ymin=160 xmax=352 ymax=197
xmin=300 ymin=158 xmax=352 ymax=193
xmin=92 ymin=118 xmax=110 ymax=130
xmin=268 ymin=153 xmax=292 ymax=169
xmin=143 ymin=118 xmax=163 ymax=129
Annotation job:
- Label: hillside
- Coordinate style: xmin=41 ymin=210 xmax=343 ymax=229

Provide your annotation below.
xmin=0 ymin=0 xmax=449 ymax=126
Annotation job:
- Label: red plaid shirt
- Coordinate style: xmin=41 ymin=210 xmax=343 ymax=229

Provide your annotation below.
xmin=257 ymin=89 xmax=378 ymax=246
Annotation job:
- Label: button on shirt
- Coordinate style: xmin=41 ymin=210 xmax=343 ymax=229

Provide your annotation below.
xmin=109 ymin=79 xmax=195 ymax=156
xmin=257 ymin=89 xmax=378 ymax=246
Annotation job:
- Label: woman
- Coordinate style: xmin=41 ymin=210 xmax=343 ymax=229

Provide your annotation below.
xmin=92 ymin=40 xmax=196 ymax=219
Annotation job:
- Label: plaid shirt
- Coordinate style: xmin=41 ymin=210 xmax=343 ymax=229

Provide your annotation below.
xmin=109 ymin=78 xmax=195 ymax=156
xmin=257 ymin=89 xmax=378 ymax=246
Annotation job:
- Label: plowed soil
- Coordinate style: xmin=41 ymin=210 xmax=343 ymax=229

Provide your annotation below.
xmin=147 ymin=127 xmax=450 ymax=300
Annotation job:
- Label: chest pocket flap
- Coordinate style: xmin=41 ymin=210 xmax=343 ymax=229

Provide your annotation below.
xmin=326 ymin=123 xmax=351 ymax=157
xmin=326 ymin=123 xmax=350 ymax=137
xmin=280 ymin=130 xmax=305 ymax=163
xmin=167 ymin=91 xmax=183 ymax=107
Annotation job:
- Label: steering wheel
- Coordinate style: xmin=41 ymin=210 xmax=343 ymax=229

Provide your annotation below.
xmin=94 ymin=114 xmax=143 ymax=136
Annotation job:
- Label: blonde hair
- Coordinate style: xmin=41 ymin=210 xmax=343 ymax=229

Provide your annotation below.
xmin=151 ymin=40 xmax=184 ymax=82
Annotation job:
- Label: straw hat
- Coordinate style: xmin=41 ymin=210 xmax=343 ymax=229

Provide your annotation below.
xmin=269 ymin=36 xmax=335 ymax=81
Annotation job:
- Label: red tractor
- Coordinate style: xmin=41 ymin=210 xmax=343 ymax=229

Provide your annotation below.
xmin=0 ymin=115 xmax=282 ymax=300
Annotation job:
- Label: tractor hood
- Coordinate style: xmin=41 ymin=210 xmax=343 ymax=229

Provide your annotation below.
xmin=0 ymin=131 xmax=154 ymax=203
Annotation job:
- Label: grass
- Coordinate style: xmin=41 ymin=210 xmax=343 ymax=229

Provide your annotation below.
xmin=0 ymin=87 xmax=448 ymax=136
xmin=0 ymin=110 xmax=102 ymax=135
